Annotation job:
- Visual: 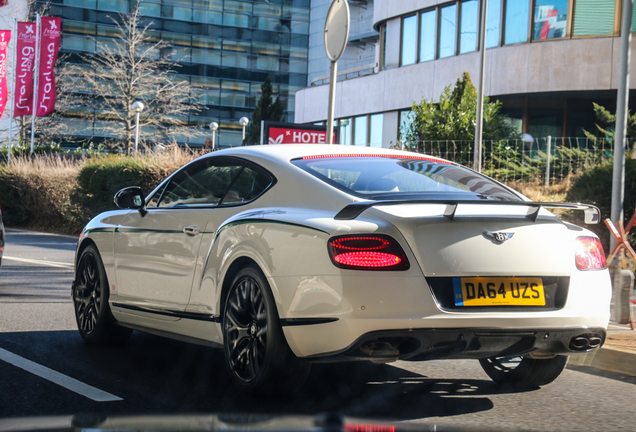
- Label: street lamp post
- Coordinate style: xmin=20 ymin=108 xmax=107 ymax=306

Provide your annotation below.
xmin=209 ymin=121 xmax=218 ymax=150
xmin=131 ymin=101 xmax=144 ymax=153
xmin=239 ymin=117 xmax=249 ymax=142
xmin=474 ymin=0 xmax=488 ymax=172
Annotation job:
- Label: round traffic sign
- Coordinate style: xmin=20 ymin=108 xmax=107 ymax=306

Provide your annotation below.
xmin=324 ymin=0 xmax=350 ymax=62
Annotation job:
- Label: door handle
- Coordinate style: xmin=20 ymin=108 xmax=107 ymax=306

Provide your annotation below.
xmin=183 ymin=226 xmax=200 ymax=236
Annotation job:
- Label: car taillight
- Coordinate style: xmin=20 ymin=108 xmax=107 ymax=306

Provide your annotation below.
xmin=345 ymin=425 xmax=396 ymax=432
xmin=575 ymin=236 xmax=606 ymax=270
xmin=328 ymin=235 xmax=409 ymax=270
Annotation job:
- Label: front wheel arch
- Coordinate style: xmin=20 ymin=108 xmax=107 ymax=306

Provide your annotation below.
xmin=74 ymin=237 xmax=97 ymax=277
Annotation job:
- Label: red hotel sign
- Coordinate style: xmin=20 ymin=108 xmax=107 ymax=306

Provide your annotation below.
xmin=264 ymin=121 xmax=339 ymax=145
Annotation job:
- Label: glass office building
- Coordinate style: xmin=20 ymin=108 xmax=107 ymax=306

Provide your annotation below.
xmin=35 ymin=0 xmax=310 ymax=147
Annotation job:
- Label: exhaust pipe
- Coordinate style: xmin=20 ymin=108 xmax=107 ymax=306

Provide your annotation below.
xmin=571 ymin=337 xmax=589 ymax=349
xmin=569 ymin=334 xmax=603 ymax=351
xmin=588 ymin=337 xmax=602 ymax=348
xmin=361 ymin=341 xmax=399 ymax=356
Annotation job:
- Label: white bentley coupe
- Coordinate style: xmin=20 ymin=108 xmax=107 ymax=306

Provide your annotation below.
xmin=72 ymin=144 xmax=611 ymax=392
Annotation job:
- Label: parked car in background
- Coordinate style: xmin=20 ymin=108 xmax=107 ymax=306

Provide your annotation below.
xmin=71 ymin=144 xmax=611 ymax=392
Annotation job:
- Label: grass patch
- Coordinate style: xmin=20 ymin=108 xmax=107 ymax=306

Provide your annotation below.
xmin=0 ymin=146 xmax=198 ymax=234
xmin=0 ymin=155 xmax=82 ymax=233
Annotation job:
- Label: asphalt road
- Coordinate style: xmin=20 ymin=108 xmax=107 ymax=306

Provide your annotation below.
xmin=0 ymin=229 xmax=635 ymax=431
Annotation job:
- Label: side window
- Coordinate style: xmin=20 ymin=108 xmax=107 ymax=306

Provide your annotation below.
xmin=220 ymin=165 xmax=273 ymax=205
xmin=146 ymin=186 xmax=165 ymax=208
xmin=158 ymin=159 xmax=244 ymax=208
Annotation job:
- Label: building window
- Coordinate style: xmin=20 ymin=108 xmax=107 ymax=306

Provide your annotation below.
xmin=439 ymin=4 xmax=457 ymax=58
xmin=62 ymin=35 xmax=96 ymax=52
xmin=486 ymin=0 xmax=501 ymax=48
xmin=380 ymin=24 xmax=387 ymax=70
xmin=340 ymin=118 xmax=352 ymax=145
xmin=459 ymin=0 xmax=478 ymax=54
xmin=533 ymin=0 xmax=568 ymax=40
xmin=64 ymin=0 xmax=97 ymax=7
xmin=369 ymin=114 xmax=384 ymax=148
xmin=97 ymin=0 xmax=128 ymax=13
xmin=573 ymin=0 xmax=615 ymax=37
xmin=401 ymin=15 xmax=418 ymax=66
xmin=504 ymin=0 xmax=530 ymax=44
xmin=419 ymin=10 xmax=437 ymax=62
xmin=528 ymin=109 xmax=563 ymax=138
xmin=343 ymin=115 xmax=384 ymax=147
xmin=354 ymin=115 xmax=368 ymax=146
xmin=399 ymin=110 xmax=415 ymax=140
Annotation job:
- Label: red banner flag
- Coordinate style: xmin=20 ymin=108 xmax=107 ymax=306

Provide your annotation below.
xmin=0 ymin=30 xmax=10 ymax=119
xmin=36 ymin=17 xmax=61 ymax=117
xmin=13 ymin=22 xmax=37 ymax=117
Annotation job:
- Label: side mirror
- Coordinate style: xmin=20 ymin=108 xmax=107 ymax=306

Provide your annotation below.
xmin=114 ymin=186 xmax=147 ymax=216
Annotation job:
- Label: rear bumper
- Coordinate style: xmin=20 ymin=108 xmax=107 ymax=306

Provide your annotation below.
xmin=303 ymin=327 xmax=607 ymax=363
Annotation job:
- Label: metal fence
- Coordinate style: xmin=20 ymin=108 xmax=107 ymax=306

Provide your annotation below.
xmin=400 ymin=137 xmax=615 ymax=185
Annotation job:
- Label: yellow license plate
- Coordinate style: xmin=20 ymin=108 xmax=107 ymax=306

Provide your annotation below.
xmin=453 ymin=277 xmax=545 ymax=306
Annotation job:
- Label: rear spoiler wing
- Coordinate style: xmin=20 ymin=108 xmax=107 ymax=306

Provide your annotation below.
xmin=334 ymin=200 xmax=601 ymax=224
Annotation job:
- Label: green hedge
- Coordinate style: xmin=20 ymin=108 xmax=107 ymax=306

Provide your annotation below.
xmin=0 ymin=151 xmax=195 ymax=234
xmin=71 ymin=156 xmax=170 ymax=222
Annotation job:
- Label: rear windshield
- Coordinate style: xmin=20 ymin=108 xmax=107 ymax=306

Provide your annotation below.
xmin=291 ymin=156 xmax=522 ymax=201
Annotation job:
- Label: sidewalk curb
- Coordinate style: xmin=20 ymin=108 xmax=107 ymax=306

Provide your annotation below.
xmin=568 ymin=345 xmax=636 ymax=377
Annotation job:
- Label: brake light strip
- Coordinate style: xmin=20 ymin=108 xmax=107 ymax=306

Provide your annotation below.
xmin=302 ymin=154 xmax=451 ymax=164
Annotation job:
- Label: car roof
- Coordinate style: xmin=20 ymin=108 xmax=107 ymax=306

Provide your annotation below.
xmin=207 ymin=144 xmax=451 ymax=165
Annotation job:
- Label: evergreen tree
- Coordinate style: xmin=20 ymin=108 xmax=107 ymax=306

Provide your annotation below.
xmin=584 ymin=102 xmax=636 ymax=144
xmin=401 ymin=72 xmax=518 ymax=152
xmin=244 ymin=77 xmax=285 ymax=145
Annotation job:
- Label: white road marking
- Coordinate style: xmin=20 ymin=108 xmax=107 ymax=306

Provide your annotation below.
xmin=2 ymin=256 xmax=73 ymax=269
xmin=0 ymin=347 xmax=122 ymax=402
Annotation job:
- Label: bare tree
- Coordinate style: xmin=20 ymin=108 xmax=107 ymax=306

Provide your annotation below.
xmin=58 ymin=1 xmax=203 ymax=151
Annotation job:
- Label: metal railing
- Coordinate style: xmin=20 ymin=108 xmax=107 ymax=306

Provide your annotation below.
xmin=399 ymin=137 xmax=615 ymax=184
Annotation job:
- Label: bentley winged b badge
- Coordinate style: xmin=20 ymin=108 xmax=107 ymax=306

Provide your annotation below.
xmin=483 ymin=231 xmax=515 ymax=244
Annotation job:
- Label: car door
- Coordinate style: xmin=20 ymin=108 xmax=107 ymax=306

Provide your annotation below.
xmin=113 ymin=157 xmax=246 ymax=313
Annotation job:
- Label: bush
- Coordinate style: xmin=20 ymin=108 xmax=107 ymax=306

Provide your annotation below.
xmin=70 ymin=149 xmax=196 ymax=223
xmin=566 ymin=160 xmax=636 ymax=250
xmin=0 ymin=142 xmax=65 ymax=161
xmin=0 ymin=155 xmax=82 ymax=233
xmin=0 ymin=147 xmax=198 ymax=234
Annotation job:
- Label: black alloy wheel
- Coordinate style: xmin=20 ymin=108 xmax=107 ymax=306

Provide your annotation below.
xmin=73 ymin=244 xmax=131 ymax=344
xmin=75 ymin=249 xmax=103 ymax=335
xmin=479 ymin=354 xmax=568 ymax=387
xmin=224 ymin=272 xmax=268 ymax=382
xmin=222 ymin=265 xmax=310 ymax=393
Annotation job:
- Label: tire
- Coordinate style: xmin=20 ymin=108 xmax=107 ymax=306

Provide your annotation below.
xmin=222 ymin=265 xmax=310 ymax=394
xmin=72 ymin=244 xmax=132 ymax=344
xmin=479 ymin=354 xmax=569 ymax=387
